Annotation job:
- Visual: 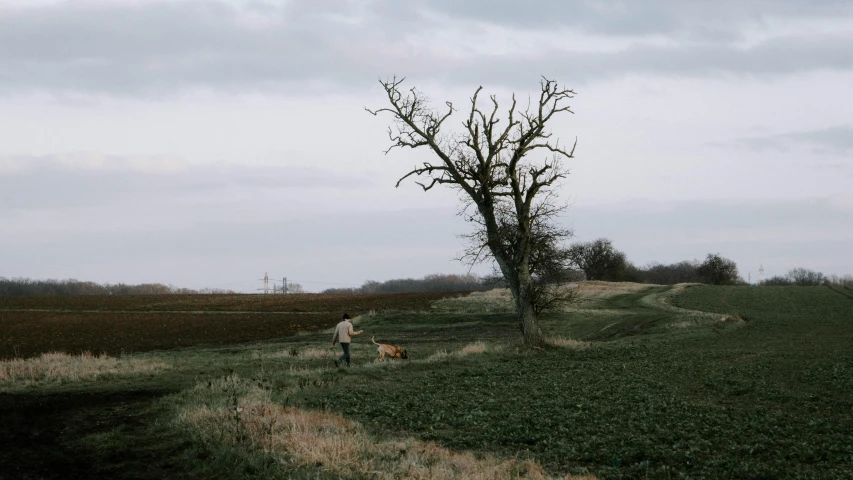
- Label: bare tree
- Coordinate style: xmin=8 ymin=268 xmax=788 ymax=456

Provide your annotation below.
xmin=567 ymin=238 xmax=629 ymax=281
xmin=785 ymin=268 xmax=827 ymax=286
xmin=697 ymin=253 xmax=741 ymax=285
xmin=367 ymin=77 xmax=577 ymax=346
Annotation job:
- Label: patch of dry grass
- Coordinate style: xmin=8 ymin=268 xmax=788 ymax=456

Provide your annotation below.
xmin=263 ymin=346 xmax=339 ymax=361
xmin=434 ymin=282 xmax=654 ymax=315
xmin=458 ymin=341 xmax=488 ymax=356
xmin=570 ymin=281 xmax=651 ymax=308
xmin=644 ymin=284 xmax=748 ymax=329
xmin=293 ymin=347 xmax=335 ymax=360
xmin=547 ymin=337 xmax=592 ymax=350
xmin=720 ymin=314 xmax=746 ymax=323
xmin=424 ymin=349 xmax=453 ymax=363
xmin=424 ymin=342 xmax=502 ymax=363
xmin=179 ymin=377 xmax=595 ymax=480
xmin=431 ymin=289 xmax=515 ymax=313
xmin=0 ymin=352 xmax=169 ymax=387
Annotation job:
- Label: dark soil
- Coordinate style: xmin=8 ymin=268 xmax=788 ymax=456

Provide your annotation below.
xmin=0 ymin=389 xmax=192 ymax=480
xmin=0 ymin=291 xmax=466 ymax=359
xmin=0 ymin=292 xmax=462 ymax=313
xmin=0 ymin=311 xmax=338 ymax=359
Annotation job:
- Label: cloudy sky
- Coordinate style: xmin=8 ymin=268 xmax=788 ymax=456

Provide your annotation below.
xmin=1 ymin=0 xmax=851 ymax=292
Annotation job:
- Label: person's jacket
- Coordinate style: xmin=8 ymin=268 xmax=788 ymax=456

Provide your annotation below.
xmin=332 ymin=320 xmax=358 ymax=344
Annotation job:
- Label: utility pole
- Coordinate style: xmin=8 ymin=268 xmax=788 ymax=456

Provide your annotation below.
xmin=283 ymin=277 xmax=288 ymax=294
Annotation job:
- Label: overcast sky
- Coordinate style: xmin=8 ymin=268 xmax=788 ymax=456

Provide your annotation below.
xmin=2 ymin=0 xmax=851 ymax=292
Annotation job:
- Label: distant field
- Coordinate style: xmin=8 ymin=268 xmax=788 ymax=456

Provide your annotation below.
xmin=0 ymin=291 xmax=457 ymax=312
xmin=0 ymin=311 xmax=337 ymax=359
xmin=0 ymin=292 xmax=461 ymax=359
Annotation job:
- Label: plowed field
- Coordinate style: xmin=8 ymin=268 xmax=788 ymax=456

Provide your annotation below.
xmin=0 ymin=292 xmax=461 ymax=359
xmin=0 ymin=291 xmax=455 ymax=312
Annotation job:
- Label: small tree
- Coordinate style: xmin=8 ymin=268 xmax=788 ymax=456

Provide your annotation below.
xmin=368 ymin=77 xmax=578 ymax=346
xmin=567 ymin=238 xmax=629 ymax=281
xmin=786 ymin=268 xmax=826 ymax=286
xmin=697 ymin=254 xmax=740 ymax=285
xmin=760 ymin=275 xmax=792 ymax=286
xmin=630 ymin=260 xmax=703 ymax=285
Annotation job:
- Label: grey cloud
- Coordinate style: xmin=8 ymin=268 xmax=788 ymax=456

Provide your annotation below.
xmin=0 ymin=1 xmax=385 ymax=94
xmin=421 ymin=0 xmax=853 ymax=40
xmin=1 ymin=0 xmax=852 ymax=96
xmin=470 ymin=33 xmax=853 ymax=86
xmin=0 ymin=154 xmax=374 ymax=210
xmin=789 ymin=126 xmax=853 ymax=155
xmin=729 ymin=125 xmax=853 ymax=156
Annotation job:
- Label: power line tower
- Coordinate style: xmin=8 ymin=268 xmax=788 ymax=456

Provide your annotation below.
xmin=263 ymin=272 xmax=269 ymax=294
xmin=758 ymin=264 xmax=765 ymax=284
xmin=283 ymin=277 xmax=288 ymax=294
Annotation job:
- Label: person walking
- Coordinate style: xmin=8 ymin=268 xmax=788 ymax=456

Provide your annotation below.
xmin=332 ymin=313 xmax=363 ymax=367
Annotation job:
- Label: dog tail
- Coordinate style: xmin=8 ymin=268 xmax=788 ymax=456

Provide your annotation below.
xmin=371 ymin=335 xmax=379 ymax=346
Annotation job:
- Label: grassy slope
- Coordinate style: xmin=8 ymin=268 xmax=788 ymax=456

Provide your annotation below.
xmin=2 ymin=284 xmax=852 ymax=479
xmin=294 ymin=285 xmax=853 ymax=479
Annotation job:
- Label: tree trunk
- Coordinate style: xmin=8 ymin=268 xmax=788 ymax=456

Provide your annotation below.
xmin=516 ymin=283 xmax=544 ymax=347
xmin=519 ymin=301 xmax=544 ymax=346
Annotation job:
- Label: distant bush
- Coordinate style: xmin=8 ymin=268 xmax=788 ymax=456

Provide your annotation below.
xmin=322 ymin=273 xmax=491 ymax=294
xmin=624 ymin=260 xmax=704 ymax=285
xmin=759 ymin=268 xmax=846 ymax=287
xmin=567 ymin=238 xmax=630 ymax=281
xmin=786 ymin=267 xmax=827 ymax=286
xmin=697 ymin=253 xmax=742 ymax=285
xmin=759 ymin=275 xmax=793 ymax=286
xmin=826 ymin=274 xmax=853 ymax=287
xmin=0 ymin=277 xmax=233 ymax=296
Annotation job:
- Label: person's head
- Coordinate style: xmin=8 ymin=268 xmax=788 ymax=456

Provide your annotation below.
xmin=342 ymin=313 xmax=351 ymax=321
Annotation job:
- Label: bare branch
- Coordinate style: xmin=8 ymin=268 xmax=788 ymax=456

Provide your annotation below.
xmin=368 ymin=76 xmax=579 ymax=346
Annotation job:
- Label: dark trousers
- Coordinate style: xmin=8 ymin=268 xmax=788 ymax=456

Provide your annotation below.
xmin=338 ymin=342 xmax=351 ymax=366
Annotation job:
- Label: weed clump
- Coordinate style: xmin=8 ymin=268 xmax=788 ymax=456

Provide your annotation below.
xmin=547 ymin=337 xmax=591 ymax=349
xmin=0 ymin=352 xmax=169 ymax=388
xmin=720 ymin=314 xmax=746 ymax=323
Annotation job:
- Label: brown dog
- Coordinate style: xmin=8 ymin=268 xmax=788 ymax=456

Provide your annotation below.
xmin=372 ymin=336 xmax=408 ymax=361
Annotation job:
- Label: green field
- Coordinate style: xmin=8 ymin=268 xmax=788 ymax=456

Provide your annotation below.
xmin=2 ymin=284 xmax=852 ymax=479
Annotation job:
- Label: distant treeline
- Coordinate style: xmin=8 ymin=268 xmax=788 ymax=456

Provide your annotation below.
xmin=321 ymin=251 xmax=852 ymax=295
xmin=759 ymin=268 xmax=853 ymax=287
xmin=566 ymin=238 xmax=852 ymax=287
xmin=627 ymin=263 xmax=851 ymax=287
xmin=0 ymin=277 xmax=235 ymax=296
xmin=625 ymin=261 xmax=706 ymax=284
xmin=322 ymin=273 xmax=494 ymax=294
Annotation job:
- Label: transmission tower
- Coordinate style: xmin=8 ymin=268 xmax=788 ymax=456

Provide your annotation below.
xmin=758 ymin=264 xmax=765 ymax=284
xmin=263 ymin=272 xmax=269 ymax=294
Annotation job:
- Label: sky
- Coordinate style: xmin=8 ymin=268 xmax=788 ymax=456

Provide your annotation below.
xmin=1 ymin=0 xmax=851 ymax=292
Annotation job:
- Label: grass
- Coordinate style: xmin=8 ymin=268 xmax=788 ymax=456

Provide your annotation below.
xmin=291 ymin=285 xmax=853 ymax=479
xmin=4 ymin=283 xmax=853 ymax=479
xmin=0 ymin=352 xmax=169 ymax=390
xmin=176 ymin=375 xmax=591 ymax=480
